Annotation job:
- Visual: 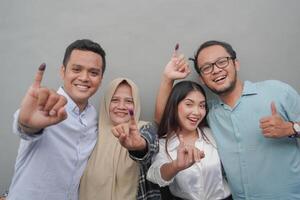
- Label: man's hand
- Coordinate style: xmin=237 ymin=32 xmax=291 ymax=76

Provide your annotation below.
xmin=18 ymin=63 xmax=68 ymax=133
xmin=155 ymin=45 xmax=190 ymax=123
xmin=259 ymin=102 xmax=294 ymax=138
xmin=163 ymin=50 xmax=190 ymax=81
xmin=111 ymin=109 xmax=147 ymax=151
xmin=173 ymin=134 xmax=205 ymax=171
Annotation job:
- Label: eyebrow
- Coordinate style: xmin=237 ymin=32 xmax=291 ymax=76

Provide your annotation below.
xmin=124 ymin=97 xmax=134 ymax=101
xmin=201 ymin=56 xmax=229 ymax=66
xmin=71 ymin=64 xmax=83 ymax=68
xmin=184 ymin=98 xmax=206 ymax=104
xmin=71 ymin=64 xmax=102 ymax=71
xmin=184 ymin=98 xmax=195 ymax=103
xmin=112 ymin=96 xmax=133 ymax=100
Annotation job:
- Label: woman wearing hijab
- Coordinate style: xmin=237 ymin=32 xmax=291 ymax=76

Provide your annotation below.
xmin=79 ymin=78 xmax=160 ymax=200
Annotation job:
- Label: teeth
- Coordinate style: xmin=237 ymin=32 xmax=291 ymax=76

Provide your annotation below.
xmin=115 ymin=112 xmax=128 ymax=116
xmin=75 ymin=84 xmax=89 ymax=90
xmin=214 ymin=76 xmax=226 ymax=82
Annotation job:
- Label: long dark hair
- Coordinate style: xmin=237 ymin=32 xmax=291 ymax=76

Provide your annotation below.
xmin=158 ymin=81 xmax=210 ymax=158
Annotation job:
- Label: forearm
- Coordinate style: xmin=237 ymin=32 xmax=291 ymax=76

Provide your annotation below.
xmin=147 ymin=159 xmax=176 ymax=187
xmin=160 ymin=161 xmax=179 ymax=181
xmin=154 ymin=75 xmax=174 ymax=123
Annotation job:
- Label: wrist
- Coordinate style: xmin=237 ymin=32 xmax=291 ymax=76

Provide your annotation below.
xmin=161 ymin=74 xmax=175 ymax=83
xmin=18 ymin=121 xmax=42 ymax=134
xmin=136 ymin=136 xmax=147 ymax=151
xmin=289 ymin=122 xmax=300 ymax=138
xmin=171 ymin=160 xmax=182 ymax=173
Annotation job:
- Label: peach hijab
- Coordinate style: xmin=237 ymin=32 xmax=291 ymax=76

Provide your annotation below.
xmin=80 ymin=78 xmax=147 ymax=200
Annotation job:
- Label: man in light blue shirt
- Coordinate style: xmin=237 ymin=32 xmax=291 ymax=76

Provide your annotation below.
xmin=155 ymin=41 xmax=300 ymax=199
xmin=8 ymin=39 xmax=106 ymax=200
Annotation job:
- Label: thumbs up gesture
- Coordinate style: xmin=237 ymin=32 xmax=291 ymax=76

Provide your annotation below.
xmin=111 ymin=109 xmax=147 ymax=151
xmin=18 ymin=63 xmax=68 ymax=133
xmin=259 ymin=102 xmax=293 ymax=138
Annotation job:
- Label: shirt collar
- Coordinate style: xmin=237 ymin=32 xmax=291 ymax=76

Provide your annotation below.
xmin=57 ymin=87 xmax=91 ymax=115
xmin=242 ymin=81 xmax=258 ymax=96
xmin=167 ymin=128 xmax=202 ymax=152
xmin=215 ymin=80 xmax=258 ymax=106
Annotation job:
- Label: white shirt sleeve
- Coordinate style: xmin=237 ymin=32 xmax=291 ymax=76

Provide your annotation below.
xmin=146 ymin=139 xmax=175 ymax=187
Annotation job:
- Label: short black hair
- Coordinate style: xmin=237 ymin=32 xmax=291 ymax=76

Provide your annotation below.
xmin=191 ymin=40 xmax=236 ymax=75
xmin=62 ymin=39 xmax=106 ymax=75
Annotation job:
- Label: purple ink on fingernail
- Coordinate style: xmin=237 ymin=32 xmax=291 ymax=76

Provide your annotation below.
xmin=129 ymin=109 xmax=134 ymax=116
xmin=175 ymin=43 xmax=179 ymax=51
xmin=39 ymin=63 xmax=46 ymax=71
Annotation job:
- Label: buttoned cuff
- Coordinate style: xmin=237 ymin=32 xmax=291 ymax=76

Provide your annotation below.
xmin=129 ymin=134 xmax=151 ymax=161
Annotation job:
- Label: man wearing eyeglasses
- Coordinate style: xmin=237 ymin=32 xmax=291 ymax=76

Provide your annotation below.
xmin=155 ymin=40 xmax=300 ymax=200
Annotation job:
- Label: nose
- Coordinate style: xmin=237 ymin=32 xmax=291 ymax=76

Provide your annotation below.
xmin=78 ymin=71 xmax=89 ymax=81
xmin=116 ymin=101 xmax=127 ymax=110
xmin=193 ymin=106 xmax=201 ymax=115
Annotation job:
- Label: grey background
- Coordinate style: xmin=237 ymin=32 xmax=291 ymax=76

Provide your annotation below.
xmin=1 ymin=0 xmax=299 ymax=193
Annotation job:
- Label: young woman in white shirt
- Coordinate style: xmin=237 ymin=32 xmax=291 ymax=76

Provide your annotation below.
xmin=147 ymin=81 xmax=232 ymax=200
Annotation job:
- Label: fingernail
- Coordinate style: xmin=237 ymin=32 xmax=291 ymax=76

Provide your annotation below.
xmin=39 ymin=63 xmax=46 ymax=71
xmin=129 ymin=109 xmax=134 ymax=116
xmin=49 ymin=110 xmax=56 ymax=116
xmin=175 ymin=43 xmax=179 ymax=51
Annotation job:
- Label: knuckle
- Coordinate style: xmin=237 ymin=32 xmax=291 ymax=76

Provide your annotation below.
xmin=48 ymin=94 xmax=59 ymax=102
xmin=60 ymin=96 xmax=68 ymax=104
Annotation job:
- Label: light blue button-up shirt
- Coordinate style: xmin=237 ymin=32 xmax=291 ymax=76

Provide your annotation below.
xmin=8 ymin=87 xmax=98 ymax=200
xmin=208 ymin=80 xmax=300 ymax=200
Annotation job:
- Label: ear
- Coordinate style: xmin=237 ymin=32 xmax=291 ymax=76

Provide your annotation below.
xmin=60 ymin=65 xmax=66 ymax=79
xmin=234 ymin=59 xmax=240 ymax=72
xmin=198 ymin=75 xmax=205 ymax=85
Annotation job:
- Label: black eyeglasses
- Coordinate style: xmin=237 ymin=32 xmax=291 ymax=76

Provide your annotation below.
xmin=199 ymin=57 xmax=234 ymax=75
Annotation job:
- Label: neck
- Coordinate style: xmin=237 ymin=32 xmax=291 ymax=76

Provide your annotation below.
xmin=77 ymin=102 xmax=88 ymax=113
xmin=178 ymin=129 xmax=199 ymax=144
xmin=219 ymin=79 xmax=244 ymax=108
xmin=61 ymin=87 xmax=88 ymax=113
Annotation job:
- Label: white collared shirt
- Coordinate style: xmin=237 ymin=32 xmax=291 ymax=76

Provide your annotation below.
xmin=8 ymin=87 xmax=98 ymax=200
xmin=147 ymin=127 xmax=231 ymax=200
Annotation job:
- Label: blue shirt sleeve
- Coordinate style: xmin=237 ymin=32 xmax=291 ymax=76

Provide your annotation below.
xmin=129 ymin=122 xmax=159 ymax=166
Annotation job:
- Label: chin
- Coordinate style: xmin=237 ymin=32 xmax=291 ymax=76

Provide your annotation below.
xmin=112 ymin=119 xmax=129 ymax=125
xmin=208 ymin=83 xmax=234 ymax=95
xmin=183 ymin=126 xmax=197 ymax=133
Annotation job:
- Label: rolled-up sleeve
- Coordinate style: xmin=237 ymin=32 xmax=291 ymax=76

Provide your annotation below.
xmin=146 ymin=139 xmax=174 ymax=187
